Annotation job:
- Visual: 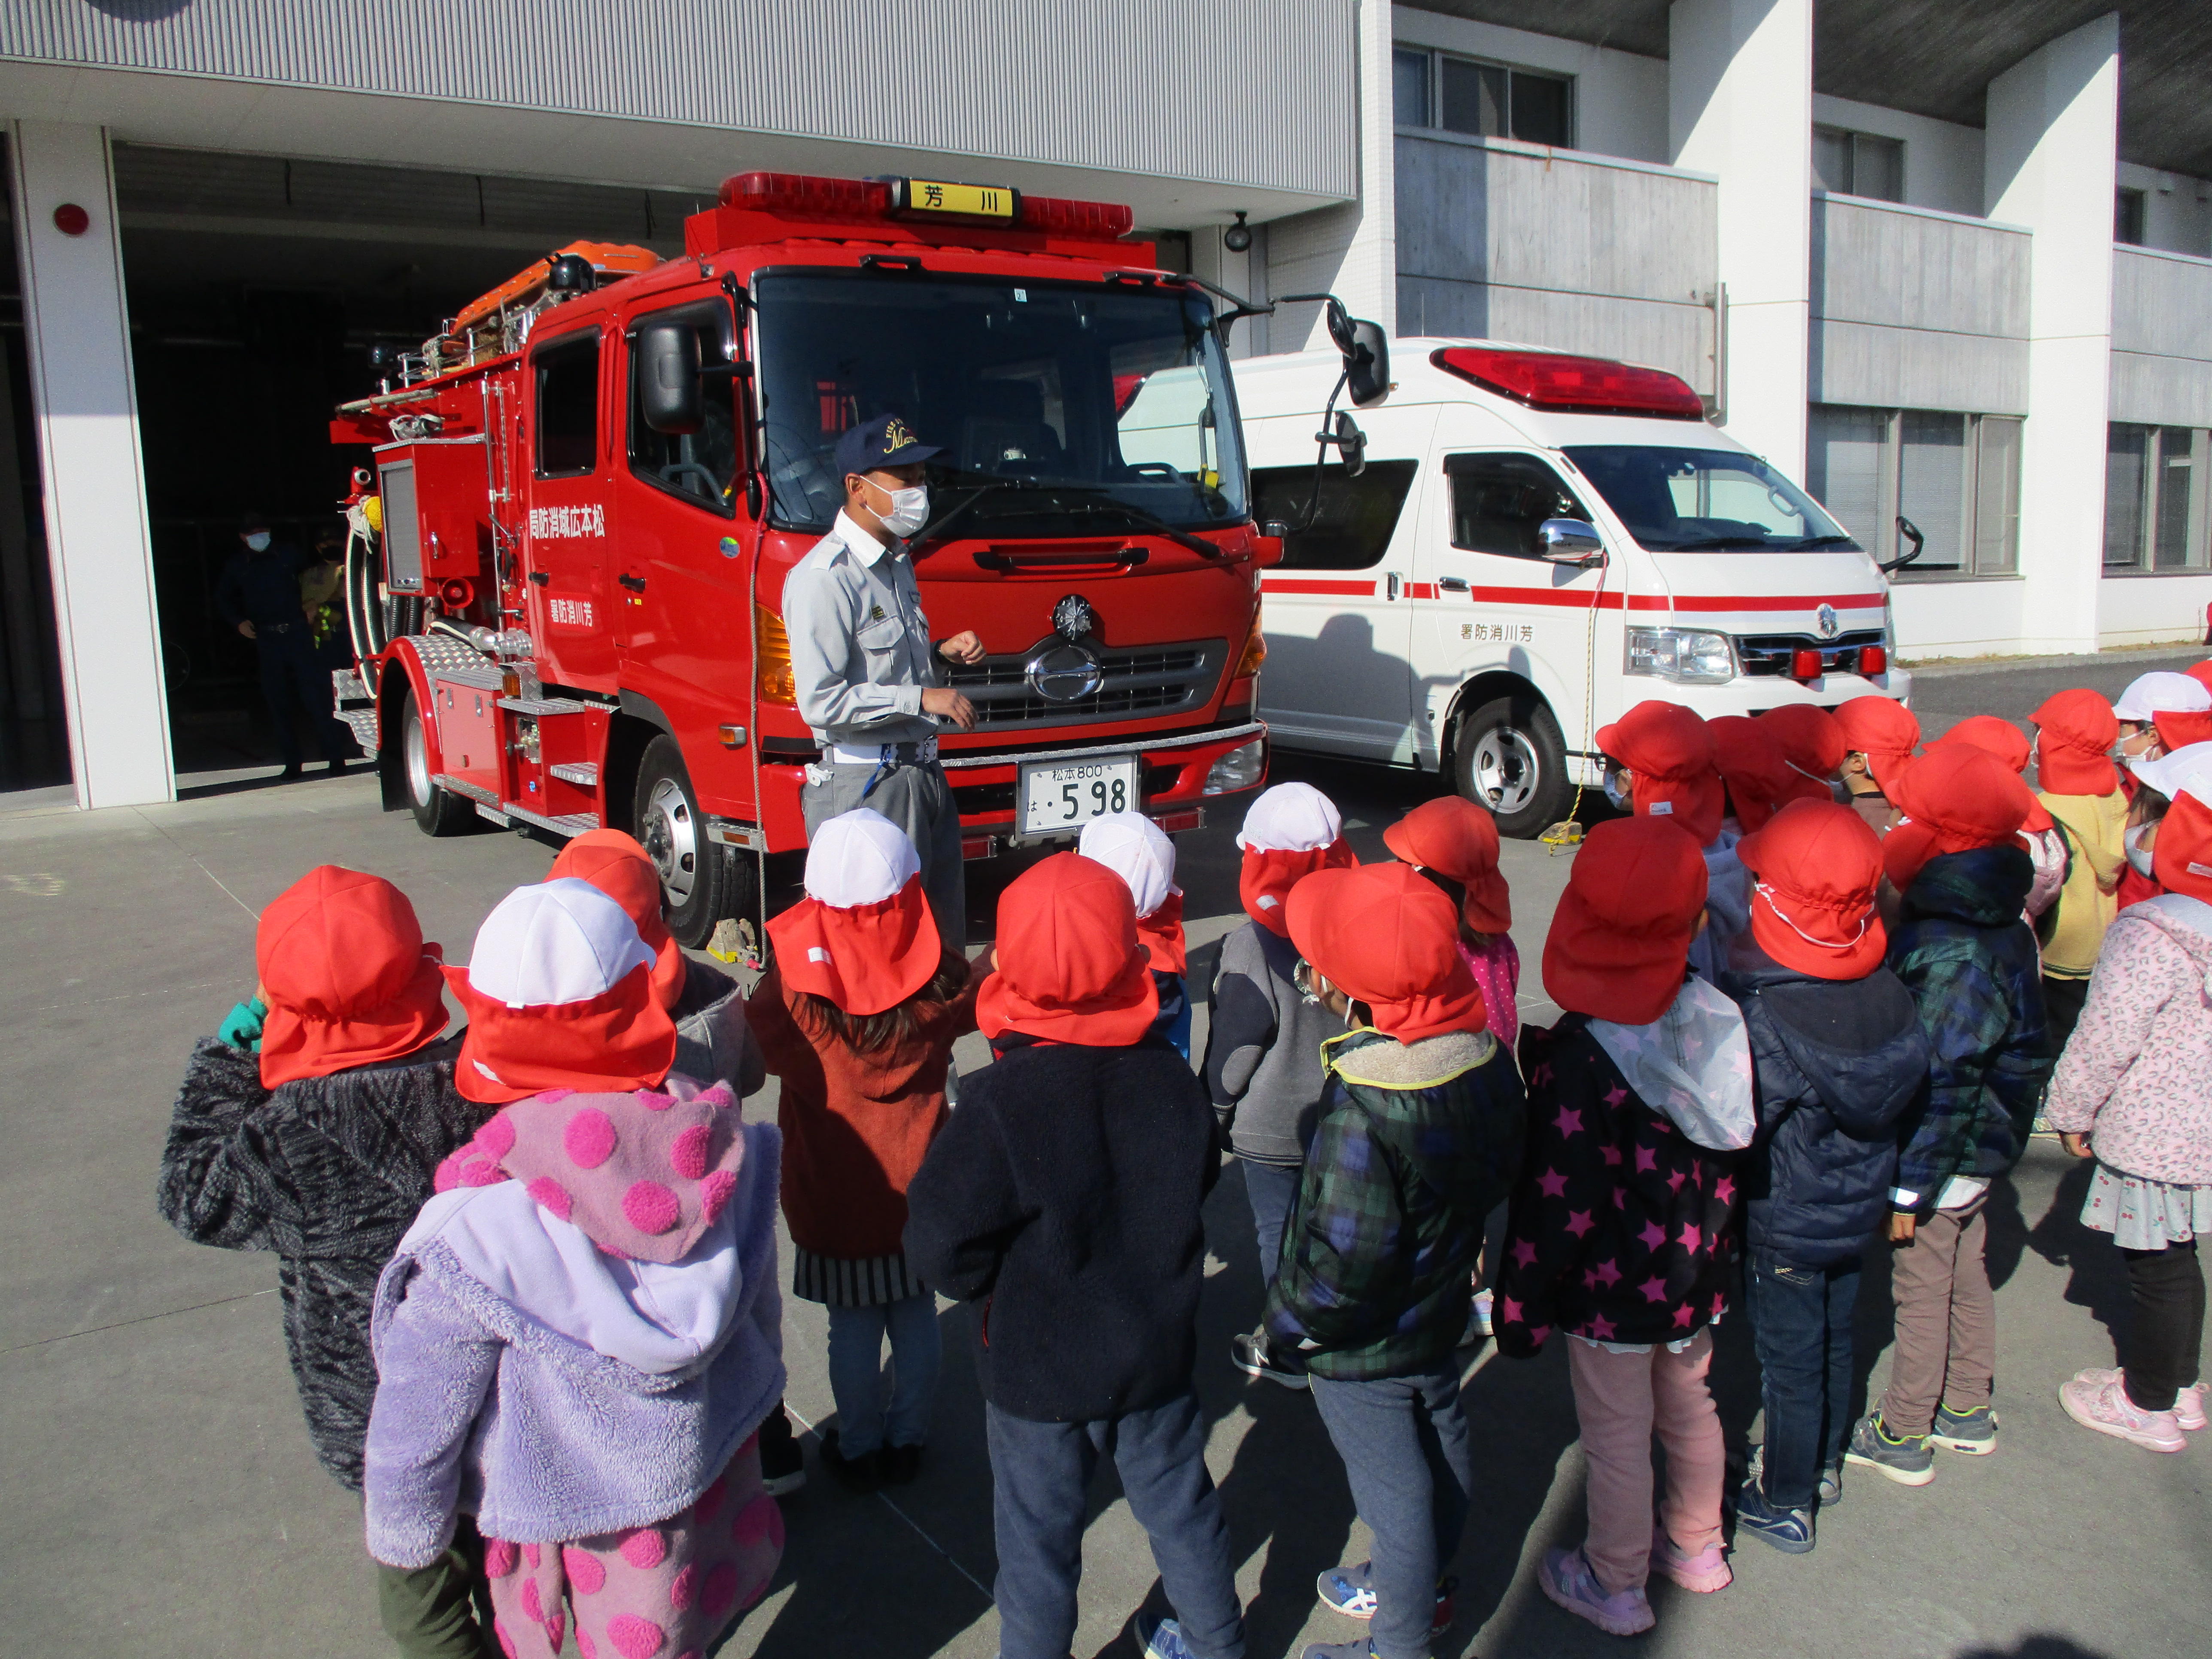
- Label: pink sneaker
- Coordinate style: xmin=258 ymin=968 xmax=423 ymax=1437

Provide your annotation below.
xmin=1650 ymin=1527 xmax=1732 ymax=1593
xmin=1539 ymin=1547 xmax=1654 ymax=1636
xmin=2071 ymin=1369 xmax=2206 ymax=1432
xmin=2060 ymin=1370 xmax=2186 ymax=1452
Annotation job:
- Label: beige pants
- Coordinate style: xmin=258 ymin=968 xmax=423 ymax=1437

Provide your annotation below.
xmin=1565 ymin=1329 xmax=1726 ymax=1595
xmin=1877 ymin=1192 xmax=1995 ymax=1437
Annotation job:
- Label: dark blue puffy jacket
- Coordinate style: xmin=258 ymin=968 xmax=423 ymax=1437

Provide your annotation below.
xmin=1721 ymin=953 xmax=1930 ymax=1267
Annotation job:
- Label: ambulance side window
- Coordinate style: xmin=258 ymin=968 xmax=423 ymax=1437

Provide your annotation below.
xmin=534 ymin=332 xmax=600 ymax=478
xmin=1444 ymin=453 xmax=1588 ymax=559
xmin=626 ymin=304 xmax=739 ymax=517
xmin=1251 ymin=461 xmax=1418 ymax=569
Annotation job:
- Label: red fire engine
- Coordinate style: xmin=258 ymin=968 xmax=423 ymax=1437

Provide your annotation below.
xmin=330 ymin=172 xmax=1316 ymax=953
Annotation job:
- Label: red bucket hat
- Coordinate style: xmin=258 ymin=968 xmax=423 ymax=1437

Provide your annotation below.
xmin=2154 ymin=708 xmax=2212 ymax=752
xmin=1757 ymin=704 xmax=1848 ymax=806
xmin=548 ymin=829 xmax=686 ymax=1011
xmin=2153 ymin=787 xmax=2212 ymax=905
xmin=1737 ymin=799 xmax=1887 ymax=979
xmin=2030 ymin=689 xmax=2120 ymax=797
xmin=1594 ymin=700 xmax=1724 ymax=846
xmin=1236 ymin=781 xmax=1356 ymax=936
xmin=1382 ymin=795 xmax=1512 ymax=934
xmin=1708 ymin=715 xmax=1796 ymax=833
xmin=1543 ymin=817 xmax=1708 ymax=1026
xmin=1080 ymin=813 xmax=1188 ymax=975
xmin=1935 ymin=717 xmax=2054 ymax=833
xmin=255 ymin=866 xmax=449 ymax=1088
xmin=768 ymin=810 xmax=943 ymax=1016
xmin=1832 ymin=696 xmax=1921 ymax=795
xmin=979 ymin=853 xmax=1159 ymax=1047
xmin=449 ymin=879 xmax=678 ymax=1105
xmin=1286 ymin=863 xmax=1488 ymax=1042
xmin=1881 ymin=746 xmax=2035 ymax=891
xmin=2189 ymin=661 xmax=2212 ymax=695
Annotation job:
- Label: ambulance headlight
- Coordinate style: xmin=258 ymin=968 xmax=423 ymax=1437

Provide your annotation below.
xmin=1626 ymin=626 xmax=1735 ymax=684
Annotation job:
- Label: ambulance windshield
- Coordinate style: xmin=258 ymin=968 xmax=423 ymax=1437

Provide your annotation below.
xmin=754 ymin=271 xmax=1247 ymax=537
xmin=1563 ymin=446 xmax=1858 ymax=553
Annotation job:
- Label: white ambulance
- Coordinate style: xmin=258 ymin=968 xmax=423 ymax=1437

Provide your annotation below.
xmin=1236 ymin=338 xmax=1913 ymax=837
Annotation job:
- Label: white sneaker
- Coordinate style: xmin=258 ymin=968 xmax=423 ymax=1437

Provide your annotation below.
xmin=2060 ymin=1370 xmax=2186 ymax=1452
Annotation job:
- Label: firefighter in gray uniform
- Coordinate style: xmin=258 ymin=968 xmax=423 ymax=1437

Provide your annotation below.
xmin=783 ymin=413 xmax=984 ymax=944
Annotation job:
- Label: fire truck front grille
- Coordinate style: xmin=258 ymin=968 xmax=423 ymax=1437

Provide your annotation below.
xmin=1734 ymin=629 xmax=1885 ymax=678
xmin=948 ymin=639 xmax=1226 ymax=731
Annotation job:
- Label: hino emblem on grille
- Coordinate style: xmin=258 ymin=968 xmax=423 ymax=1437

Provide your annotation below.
xmin=1026 ymin=640 xmax=1103 ymax=703
xmin=1052 ymin=594 xmax=1097 ymax=642
xmin=1816 ymin=603 xmax=1840 ymax=640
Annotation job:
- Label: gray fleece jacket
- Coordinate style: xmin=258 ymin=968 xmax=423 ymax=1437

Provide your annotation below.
xmin=1205 ymin=920 xmax=1348 ymax=1166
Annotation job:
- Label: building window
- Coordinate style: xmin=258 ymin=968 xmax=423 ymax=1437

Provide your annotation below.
xmin=1806 ymin=404 xmax=2022 ymax=576
xmin=2115 ymin=186 xmax=2147 ymax=246
xmin=2105 ymin=424 xmax=2208 ymax=571
xmin=1393 ymin=46 xmax=1572 ymax=148
xmin=1812 ymin=125 xmax=1905 ymax=203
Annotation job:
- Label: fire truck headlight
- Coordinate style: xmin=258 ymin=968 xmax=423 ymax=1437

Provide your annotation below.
xmin=1204 ymin=739 xmax=1265 ymax=796
xmin=1625 ymin=626 xmax=1735 ymax=685
xmin=755 ymin=605 xmax=796 ymax=704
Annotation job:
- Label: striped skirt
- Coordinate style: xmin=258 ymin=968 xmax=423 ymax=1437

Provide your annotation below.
xmin=793 ymin=1246 xmax=928 ymax=1308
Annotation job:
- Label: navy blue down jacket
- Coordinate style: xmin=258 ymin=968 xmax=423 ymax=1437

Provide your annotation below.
xmin=1720 ymin=952 xmax=1930 ymax=1267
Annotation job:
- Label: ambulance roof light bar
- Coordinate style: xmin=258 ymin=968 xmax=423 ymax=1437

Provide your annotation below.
xmin=1431 ymin=346 xmax=1705 ymax=420
xmin=717 ymin=172 xmax=1133 ymax=239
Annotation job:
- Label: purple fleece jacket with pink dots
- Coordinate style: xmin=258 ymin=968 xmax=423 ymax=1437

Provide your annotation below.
xmin=364 ymin=1077 xmax=785 ymax=1567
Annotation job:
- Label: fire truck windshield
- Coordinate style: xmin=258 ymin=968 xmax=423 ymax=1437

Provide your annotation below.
xmin=755 ymin=271 xmax=1247 ymax=539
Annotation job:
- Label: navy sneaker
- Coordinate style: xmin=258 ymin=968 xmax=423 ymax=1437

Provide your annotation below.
xmin=1929 ymin=1401 xmax=1999 ymax=1455
xmin=1746 ymin=1443 xmax=1843 ymax=1508
xmin=1314 ymin=1561 xmax=1455 ymax=1635
xmin=1735 ymin=1477 xmax=1816 ymax=1554
xmin=1231 ymin=1328 xmax=1309 ymax=1390
xmin=1844 ymin=1412 xmax=1935 ymax=1487
xmin=1137 ymin=1612 xmax=1206 ymax=1659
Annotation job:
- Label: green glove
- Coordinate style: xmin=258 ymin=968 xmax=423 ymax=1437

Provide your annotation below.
xmin=219 ymin=997 xmax=268 ymax=1052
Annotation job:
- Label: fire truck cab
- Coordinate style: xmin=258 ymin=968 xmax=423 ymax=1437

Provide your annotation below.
xmin=333 ymin=174 xmax=1289 ymax=951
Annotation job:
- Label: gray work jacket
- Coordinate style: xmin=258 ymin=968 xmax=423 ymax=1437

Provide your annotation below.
xmin=781 ymin=511 xmax=943 ymax=750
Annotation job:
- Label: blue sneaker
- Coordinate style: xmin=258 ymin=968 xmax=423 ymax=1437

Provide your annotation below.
xmin=1314 ymin=1561 xmax=1455 ymax=1635
xmin=1136 ymin=1612 xmax=1195 ymax=1659
xmin=1734 ymin=1477 xmax=1816 ymax=1554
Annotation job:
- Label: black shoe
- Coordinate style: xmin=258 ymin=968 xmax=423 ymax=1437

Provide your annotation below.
xmin=758 ymin=1409 xmax=806 ymax=1497
xmin=819 ymin=1428 xmax=883 ymax=1493
xmin=279 ymin=763 xmax=304 ymax=781
xmin=1231 ymin=1328 xmax=1310 ymax=1390
xmin=880 ymin=1443 xmax=924 ymax=1486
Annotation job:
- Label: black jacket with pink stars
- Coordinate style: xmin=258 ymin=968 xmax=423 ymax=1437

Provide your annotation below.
xmin=1493 ymin=1015 xmax=1746 ymax=1355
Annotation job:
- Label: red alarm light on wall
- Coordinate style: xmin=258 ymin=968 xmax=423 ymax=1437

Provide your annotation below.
xmin=52 ymin=203 xmax=90 ymax=236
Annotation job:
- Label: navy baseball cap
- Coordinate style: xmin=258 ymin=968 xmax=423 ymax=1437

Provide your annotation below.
xmin=834 ymin=413 xmax=941 ymax=479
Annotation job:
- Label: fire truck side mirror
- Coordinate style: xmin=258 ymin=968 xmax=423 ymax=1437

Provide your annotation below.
xmin=638 ymin=325 xmax=704 ymax=435
xmin=1343 ymin=318 xmax=1390 ymax=408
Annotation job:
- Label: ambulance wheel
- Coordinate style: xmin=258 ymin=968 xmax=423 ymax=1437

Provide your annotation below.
xmin=400 ymin=682 xmax=477 ymax=837
xmin=1453 ymin=693 xmax=1571 ymax=840
xmin=634 ymin=735 xmax=732 ymax=950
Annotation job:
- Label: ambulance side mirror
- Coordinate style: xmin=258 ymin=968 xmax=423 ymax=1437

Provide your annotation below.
xmin=1342 ymin=318 xmax=1391 ymax=408
xmin=1539 ymin=519 xmax=1604 ymax=564
xmin=638 ymin=324 xmax=703 ymax=435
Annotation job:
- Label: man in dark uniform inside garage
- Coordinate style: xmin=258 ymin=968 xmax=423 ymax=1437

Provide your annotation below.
xmin=783 ymin=415 xmax=987 ymax=944
xmin=214 ymin=510 xmax=346 ymax=779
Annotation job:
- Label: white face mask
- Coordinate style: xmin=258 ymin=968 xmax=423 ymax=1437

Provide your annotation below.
xmin=2125 ymin=822 xmax=2157 ymax=879
xmin=244 ymin=531 xmax=272 ymax=552
xmin=868 ymin=480 xmax=930 ymax=538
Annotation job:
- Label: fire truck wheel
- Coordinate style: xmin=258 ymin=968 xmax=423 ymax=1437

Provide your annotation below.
xmin=400 ymin=681 xmax=478 ymax=837
xmin=1452 ymin=692 xmax=1572 ymax=840
xmin=633 ymin=735 xmax=727 ymax=949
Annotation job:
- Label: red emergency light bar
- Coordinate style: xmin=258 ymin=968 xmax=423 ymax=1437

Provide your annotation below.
xmin=1432 ymin=346 xmax=1705 ymax=420
xmin=716 ymin=172 xmax=1133 ymax=239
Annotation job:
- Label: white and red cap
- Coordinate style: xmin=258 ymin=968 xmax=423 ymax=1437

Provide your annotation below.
xmin=2115 ymin=671 xmax=2212 ymax=723
xmin=766 ymin=809 xmax=943 ymax=1016
xmin=2129 ymin=741 xmax=2212 ymax=805
xmin=1236 ymin=781 xmax=1356 ymax=936
xmin=449 ymin=878 xmax=678 ymax=1105
xmin=1081 ymin=812 xmax=1188 ymax=974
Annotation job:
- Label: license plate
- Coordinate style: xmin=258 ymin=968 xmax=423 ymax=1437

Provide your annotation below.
xmin=1019 ymin=754 xmax=1139 ymax=836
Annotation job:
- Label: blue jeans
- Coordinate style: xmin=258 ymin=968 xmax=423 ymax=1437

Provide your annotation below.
xmin=1242 ymin=1158 xmax=1301 ymax=1288
xmin=1309 ymin=1370 xmax=1471 ymax=1659
xmin=1744 ymin=1253 xmax=1862 ymax=1510
xmin=825 ymin=1294 xmax=942 ymax=1457
xmin=986 ymin=1392 xmax=1245 ymax=1659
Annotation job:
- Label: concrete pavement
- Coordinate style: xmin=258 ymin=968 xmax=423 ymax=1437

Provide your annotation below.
xmin=3 ymin=661 xmax=2208 ymax=1659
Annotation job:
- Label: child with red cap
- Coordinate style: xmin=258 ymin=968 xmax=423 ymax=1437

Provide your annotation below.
xmin=367 ymin=879 xmax=786 ymax=1659
xmin=2030 ymin=690 xmax=2128 ymax=1060
xmin=748 ymin=809 xmax=978 ymax=1491
xmin=904 ymin=854 xmax=1244 ymax=1659
xmin=1758 ymin=704 xmax=1850 ymax=808
xmin=1082 ymin=811 xmax=1194 ymax=1057
xmin=1707 ymin=715 xmax=1795 ymax=839
xmin=1846 ymin=745 xmax=2052 ymax=1486
xmin=1596 ymin=700 xmax=1748 ymax=984
xmin=1832 ymin=694 xmax=1921 ymax=835
xmin=1492 ymin=819 xmax=1750 ymax=1638
xmin=1204 ymin=780 xmax=1357 ymax=1389
xmin=1270 ymin=863 xmax=1525 ymax=1659
xmin=2049 ymin=750 xmax=2212 ymax=1452
xmin=158 ymin=865 xmax=493 ymax=1657
xmin=1717 ymin=802 xmax=1929 ymax=1553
